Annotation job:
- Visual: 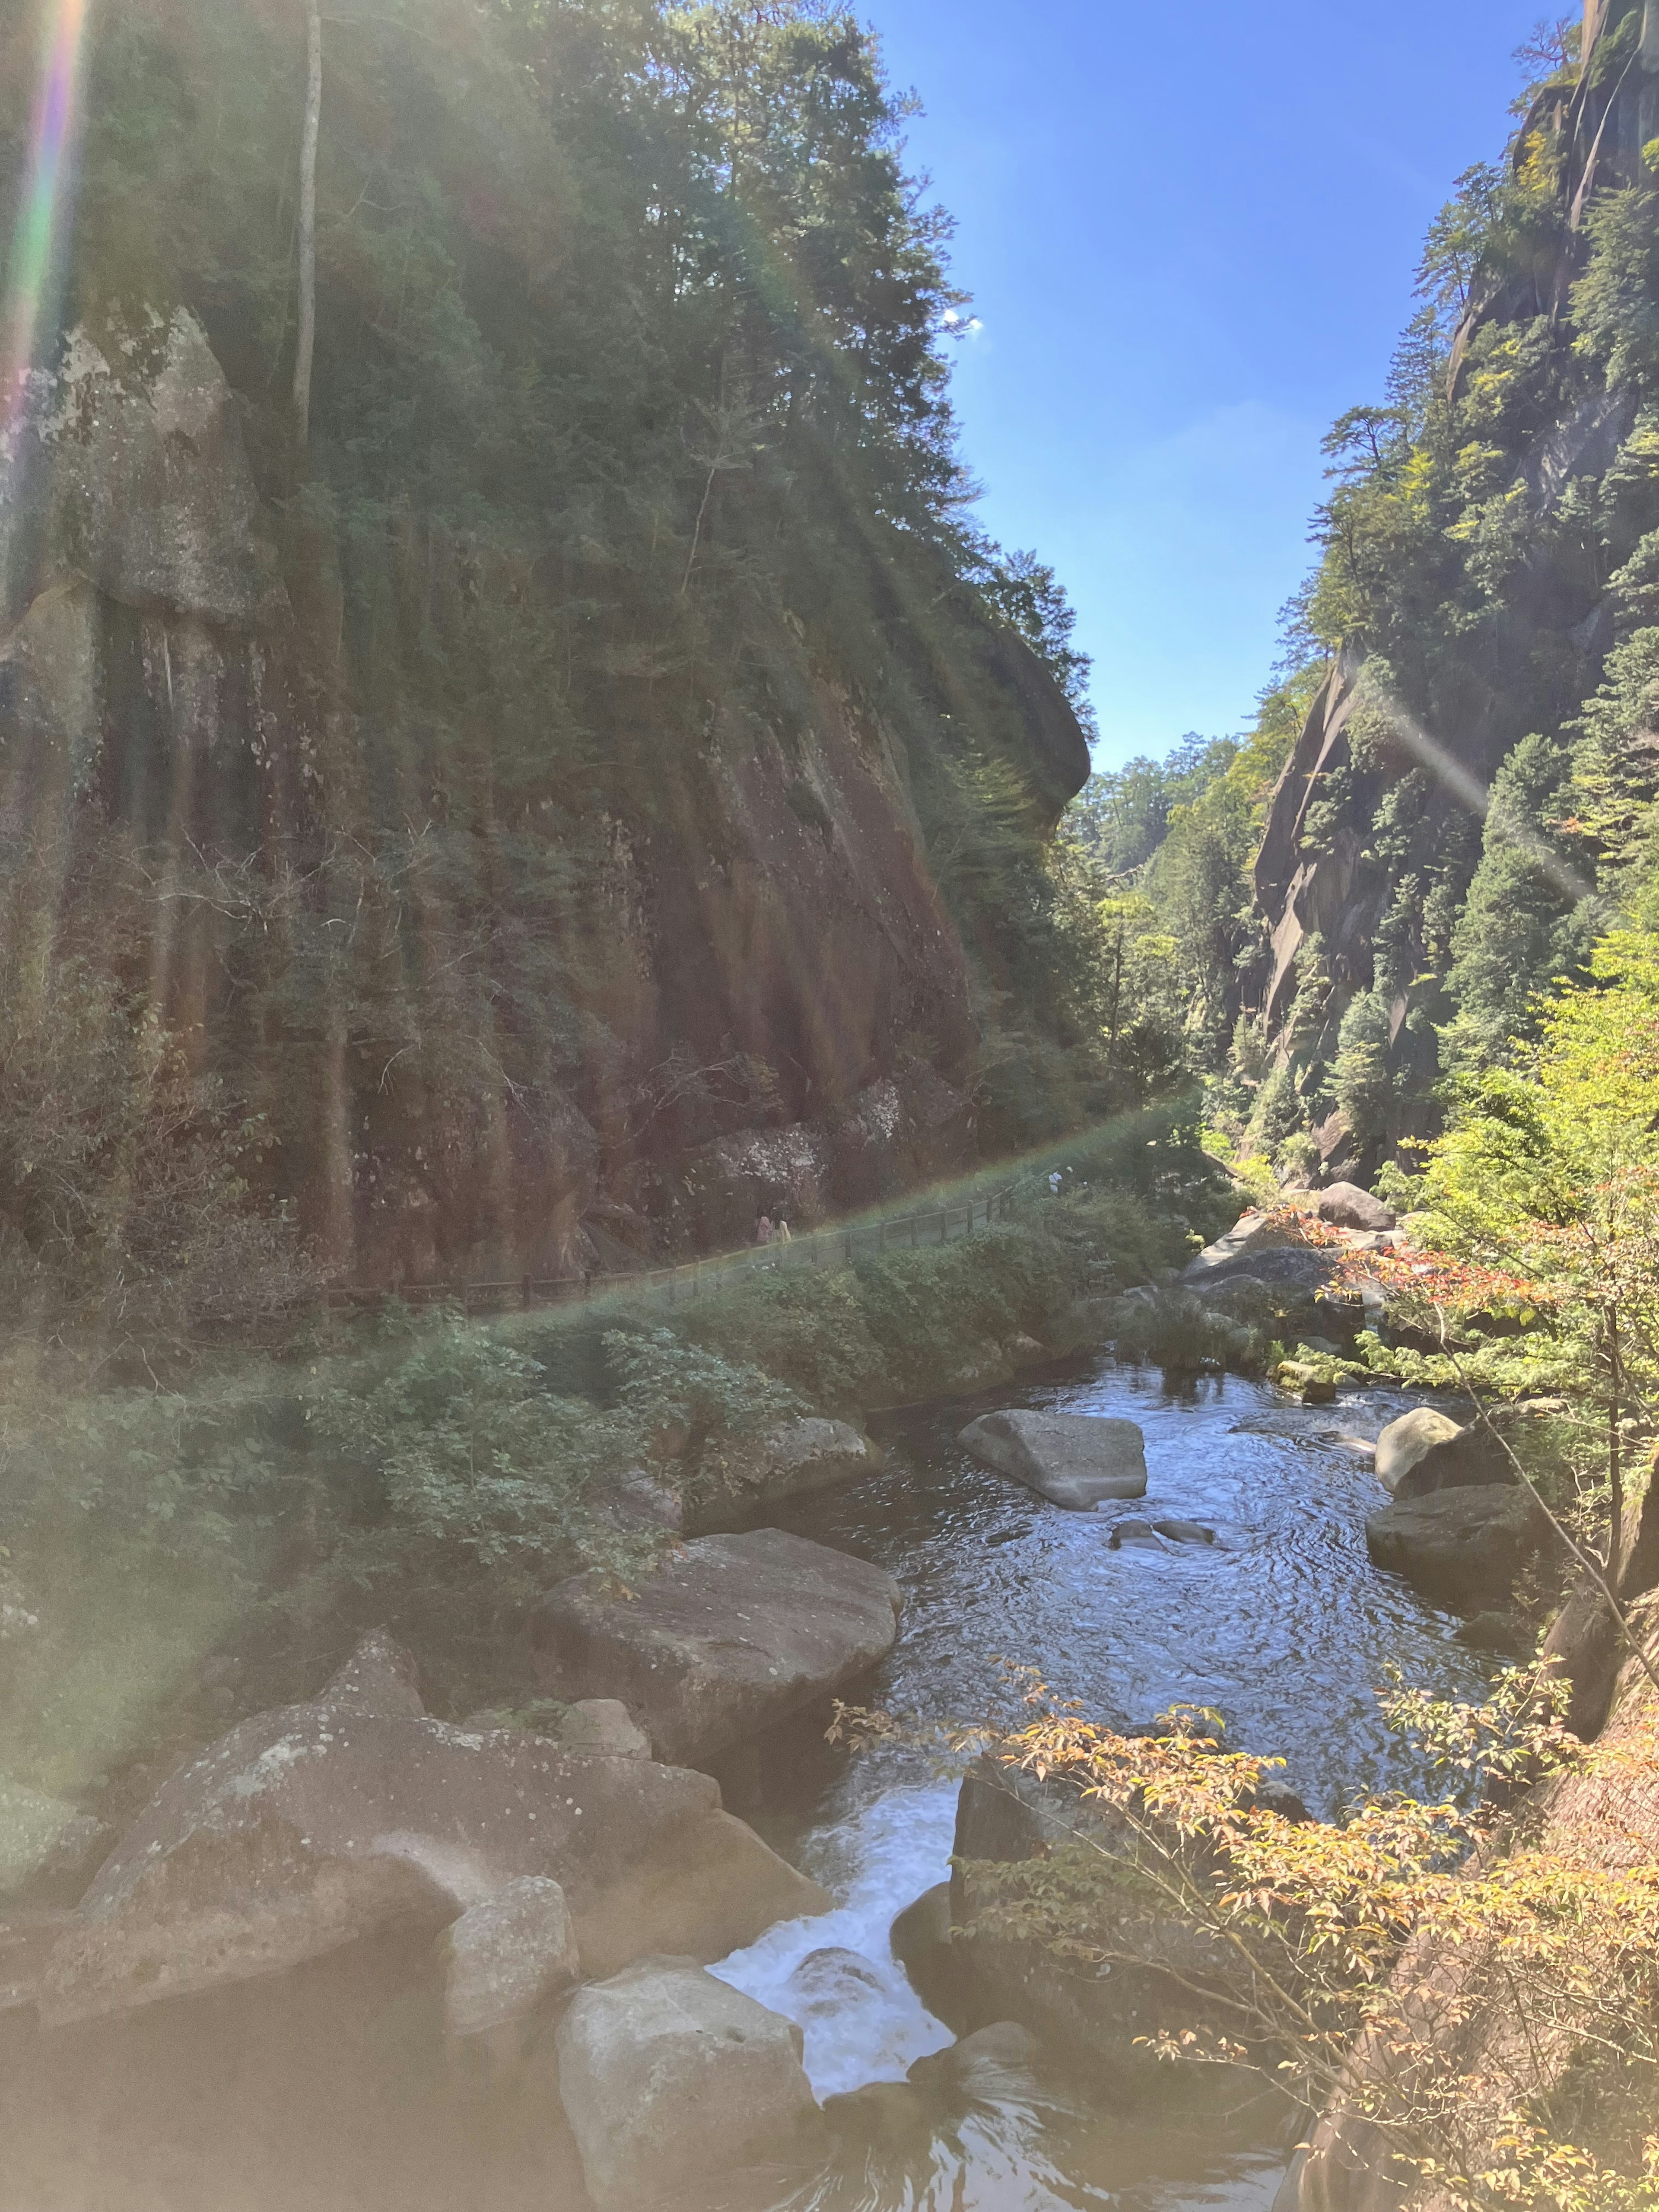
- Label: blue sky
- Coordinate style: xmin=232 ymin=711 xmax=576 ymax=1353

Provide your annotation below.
xmin=861 ymin=0 xmax=1555 ymax=768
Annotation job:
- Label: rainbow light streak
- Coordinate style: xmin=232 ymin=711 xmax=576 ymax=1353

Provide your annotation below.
xmin=2 ymin=0 xmax=92 ymax=462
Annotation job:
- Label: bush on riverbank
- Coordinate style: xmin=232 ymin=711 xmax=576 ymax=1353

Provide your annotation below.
xmin=947 ymin=1672 xmax=1659 ymax=2211
xmin=0 ymin=1129 xmax=1237 ymax=1801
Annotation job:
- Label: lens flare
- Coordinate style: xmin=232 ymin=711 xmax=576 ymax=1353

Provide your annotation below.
xmin=1 ymin=0 xmax=92 ymax=463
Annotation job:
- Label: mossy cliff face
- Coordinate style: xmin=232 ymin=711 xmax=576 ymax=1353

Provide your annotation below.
xmin=0 ymin=2 xmax=1091 ymax=1299
xmin=1246 ymin=0 xmax=1659 ymax=1179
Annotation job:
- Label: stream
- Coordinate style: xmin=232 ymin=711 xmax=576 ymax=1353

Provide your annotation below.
xmin=0 ymin=1356 xmax=1490 ymax=2212
xmin=708 ymin=1354 xmax=1489 ymax=2212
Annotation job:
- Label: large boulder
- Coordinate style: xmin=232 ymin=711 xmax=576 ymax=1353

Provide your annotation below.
xmin=957 ymin=1410 xmax=1147 ymax=1510
xmin=438 ymin=1875 xmax=579 ymax=2038
xmin=947 ymin=1761 xmax=1248 ymax=2099
xmin=1365 ymin=1486 xmax=1550 ymax=1612
xmin=556 ymin=1955 xmax=827 ymax=2209
xmin=1317 ymin=1183 xmax=1395 ymax=1233
xmin=690 ymin=1418 xmax=882 ymax=1531
xmin=1374 ymin=1408 xmax=1465 ymax=1497
xmin=529 ymin=1529 xmax=902 ymax=1769
xmin=1386 ymin=1416 xmax=1515 ymax=1504
xmin=38 ymin=1630 xmax=825 ymax=2026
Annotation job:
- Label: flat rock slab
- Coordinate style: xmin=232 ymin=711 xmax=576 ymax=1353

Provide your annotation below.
xmin=530 ymin=1529 xmax=902 ymax=1770
xmin=959 ymin=1410 xmax=1147 ymax=1510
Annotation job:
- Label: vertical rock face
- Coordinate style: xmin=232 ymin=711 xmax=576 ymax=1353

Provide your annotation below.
xmin=1246 ymin=14 xmax=1659 ymax=1178
xmin=0 ymin=307 xmax=1087 ymax=1287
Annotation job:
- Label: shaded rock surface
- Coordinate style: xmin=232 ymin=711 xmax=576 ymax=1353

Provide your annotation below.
xmin=946 ymin=1760 xmax=1248 ymax=2095
xmin=908 ymin=2019 xmax=1041 ymax=2102
xmin=1316 ymin=1184 xmax=1395 ymax=1233
xmin=438 ymin=1875 xmax=579 ymax=2038
xmin=691 ymin=1418 xmax=882 ymax=1531
xmin=0 ymin=1779 xmax=111 ymax=1904
xmin=1374 ymin=1408 xmax=1465 ymax=1497
xmin=1365 ymin=1486 xmax=1550 ymax=1612
xmin=958 ymin=1410 xmax=1147 ymax=1510
xmin=40 ymin=1630 xmax=820 ymax=2024
xmin=0 ymin=1908 xmax=73 ymax=2013
xmin=1389 ymin=1425 xmax=1516 ymax=1504
xmin=556 ymin=1954 xmax=827 ymax=2209
xmin=530 ymin=1528 xmax=902 ymax=1768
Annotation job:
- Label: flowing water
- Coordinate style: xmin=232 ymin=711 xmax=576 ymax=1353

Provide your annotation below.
xmin=709 ymin=1356 xmax=1488 ymax=2212
xmin=0 ymin=1356 xmax=1488 ymax=2212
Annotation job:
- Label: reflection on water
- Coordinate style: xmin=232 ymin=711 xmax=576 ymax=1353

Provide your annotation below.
xmin=772 ymin=1362 xmax=1486 ymax=1821
xmin=708 ymin=1359 xmax=1487 ymax=2212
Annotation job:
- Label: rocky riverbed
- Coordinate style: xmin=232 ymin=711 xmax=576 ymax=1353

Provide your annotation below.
xmin=0 ymin=1350 xmax=1495 ymax=2211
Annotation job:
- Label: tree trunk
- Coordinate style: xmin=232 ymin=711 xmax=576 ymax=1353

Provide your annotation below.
xmin=292 ymin=0 xmax=322 ymax=448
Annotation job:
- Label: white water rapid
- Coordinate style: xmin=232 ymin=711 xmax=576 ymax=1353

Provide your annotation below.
xmin=710 ymin=1782 xmax=960 ymax=2098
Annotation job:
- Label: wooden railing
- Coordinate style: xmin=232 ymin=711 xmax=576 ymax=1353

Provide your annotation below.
xmin=323 ymin=1183 xmax=1021 ymax=1320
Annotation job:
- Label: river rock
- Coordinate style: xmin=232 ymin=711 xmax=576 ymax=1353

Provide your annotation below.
xmin=891 ymin=1882 xmax=952 ymax=1974
xmin=559 ymin=1699 xmax=650 ymax=1759
xmin=0 ymin=1575 xmax=42 ymax=1643
xmin=908 ymin=2019 xmax=1040 ymax=2101
xmin=1107 ymin=1518 xmax=1164 ymax=1551
xmin=1365 ymin=1486 xmax=1549 ymax=1611
xmin=1317 ymin=1183 xmax=1395 ymax=1233
xmin=823 ymin=2079 xmax=935 ymax=2152
xmin=1374 ymin=1408 xmax=1464 ymax=1494
xmin=438 ymin=1875 xmax=579 ymax=2038
xmin=556 ymin=1955 xmax=827 ymax=2208
xmin=1274 ymin=1361 xmax=1338 ymax=1405
xmin=0 ymin=1779 xmax=111 ymax=1904
xmin=948 ymin=1761 xmax=1249 ymax=2098
xmin=692 ymin=1418 xmax=882 ymax=1529
xmin=1386 ymin=1416 xmax=1515 ymax=1503
xmin=785 ymin=1944 xmax=884 ymax=2009
xmin=529 ymin=1529 xmax=902 ymax=1770
xmin=957 ymin=1410 xmax=1147 ymax=1510
xmin=1153 ymin=1519 xmax=1218 ymax=1546
xmin=0 ymin=1908 xmax=74 ymax=2012
xmin=890 ymin=1881 xmax=964 ymax=2021
xmin=38 ymin=1630 xmax=824 ymax=2026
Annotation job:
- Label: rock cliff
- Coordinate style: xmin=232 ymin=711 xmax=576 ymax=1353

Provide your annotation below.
xmin=1249 ymin=0 xmax=1659 ymax=1179
xmin=0 ymin=306 xmax=1086 ymax=1286
xmin=0 ymin=0 xmax=1093 ymax=1305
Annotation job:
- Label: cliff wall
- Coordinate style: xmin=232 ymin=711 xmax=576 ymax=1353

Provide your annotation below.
xmin=0 ymin=311 xmax=1087 ymax=1287
xmin=0 ymin=0 xmax=1092 ymax=1310
xmin=1248 ymin=0 xmax=1659 ymax=1179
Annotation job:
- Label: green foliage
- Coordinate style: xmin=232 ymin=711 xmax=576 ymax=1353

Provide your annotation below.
xmin=1404 ymin=928 xmax=1659 ymax=1561
xmin=601 ymin=1323 xmax=799 ymax=1492
xmin=937 ymin=1668 xmax=1659 ymax=2209
xmin=1445 ymin=732 xmax=1600 ymax=1068
xmin=849 ymin=1224 xmax=1072 ymax=1396
xmin=305 ymin=1329 xmax=627 ymax=1573
xmin=1333 ymin=988 xmax=1403 ymax=1147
